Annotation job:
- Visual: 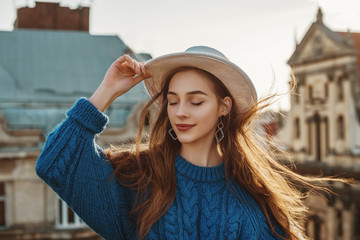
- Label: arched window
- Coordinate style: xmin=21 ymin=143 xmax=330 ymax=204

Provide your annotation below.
xmin=295 ymin=117 xmax=300 ymax=139
xmin=337 ymin=116 xmax=345 ymax=139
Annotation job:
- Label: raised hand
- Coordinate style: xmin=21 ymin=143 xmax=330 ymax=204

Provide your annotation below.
xmin=89 ymin=54 xmax=151 ymax=112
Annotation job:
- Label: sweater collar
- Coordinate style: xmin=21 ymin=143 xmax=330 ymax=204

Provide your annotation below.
xmin=175 ymin=154 xmax=225 ymax=182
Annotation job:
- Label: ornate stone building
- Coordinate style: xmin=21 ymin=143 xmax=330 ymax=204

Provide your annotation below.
xmin=287 ymin=8 xmax=360 ymax=240
xmin=0 ymin=2 xmax=152 ymax=239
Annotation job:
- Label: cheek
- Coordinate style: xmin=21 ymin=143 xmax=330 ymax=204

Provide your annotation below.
xmin=167 ymin=106 xmax=176 ymax=122
xmin=194 ymin=105 xmax=219 ymax=123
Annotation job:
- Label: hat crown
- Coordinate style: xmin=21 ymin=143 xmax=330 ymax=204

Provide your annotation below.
xmin=185 ymin=46 xmax=228 ymax=60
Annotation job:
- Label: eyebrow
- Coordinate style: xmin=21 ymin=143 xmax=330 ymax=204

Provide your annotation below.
xmin=167 ymin=90 xmax=208 ymax=96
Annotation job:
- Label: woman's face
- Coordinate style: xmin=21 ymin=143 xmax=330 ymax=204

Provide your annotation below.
xmin=167 ymin=69 xmax=228 ymax=145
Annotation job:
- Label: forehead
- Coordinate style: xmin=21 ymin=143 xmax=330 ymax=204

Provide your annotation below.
xmin=168 ymin=69 xmax=215 ymax=93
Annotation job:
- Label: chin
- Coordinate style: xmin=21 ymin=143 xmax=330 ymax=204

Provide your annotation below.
xmin=177 ymin=138 xmax=195 ymax=144
xmin=177 ymin=135 xmax=198 ymax=144
xmin=176 ymin=132 xmax=214 ymax=145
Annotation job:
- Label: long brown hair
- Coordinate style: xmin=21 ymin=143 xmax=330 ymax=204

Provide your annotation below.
xmin=105 ymin=67 xmax=350 ymax=240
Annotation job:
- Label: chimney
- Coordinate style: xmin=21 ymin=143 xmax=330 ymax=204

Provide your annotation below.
xmin=14 ymin=1 xmax=90 ymax=32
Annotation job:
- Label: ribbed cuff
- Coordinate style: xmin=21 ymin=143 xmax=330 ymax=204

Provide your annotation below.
xmin=66 ymin=97 xmax=109 ymax=134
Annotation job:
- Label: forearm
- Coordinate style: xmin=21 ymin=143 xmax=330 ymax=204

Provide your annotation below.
xmin=89 ymin=54 xmax=148 ymax=112
xmin=89 ymin=83 xmax=118 ymax=112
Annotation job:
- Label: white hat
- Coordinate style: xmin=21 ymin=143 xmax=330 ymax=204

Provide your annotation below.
xmin=143 ymin=46 xmax=257 ymax=113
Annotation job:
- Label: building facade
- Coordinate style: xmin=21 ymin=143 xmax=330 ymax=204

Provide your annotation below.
xmin=287 ymin=9 xmax=360 ymax=240
xmin=0 ymin=2 xmax=152 ymax=239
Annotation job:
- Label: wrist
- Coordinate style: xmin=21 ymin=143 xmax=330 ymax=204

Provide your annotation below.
xmin=89 ymin=84 xmax=118 ymax=112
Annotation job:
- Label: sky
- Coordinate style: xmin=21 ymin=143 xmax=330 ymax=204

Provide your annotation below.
xmin=1 ymin=0 xmax=360 ymax=111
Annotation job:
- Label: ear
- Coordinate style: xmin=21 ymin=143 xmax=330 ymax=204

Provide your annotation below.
xmin=218 ymin=96 xmax=232 ymax=117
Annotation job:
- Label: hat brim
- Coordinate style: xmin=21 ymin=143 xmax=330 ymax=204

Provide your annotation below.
xmin=143 ymin=52 xmax=257 ymax=114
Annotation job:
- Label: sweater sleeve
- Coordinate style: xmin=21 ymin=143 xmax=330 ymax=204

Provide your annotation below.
xmin=35 ymin=98 xmax=136 ymax=240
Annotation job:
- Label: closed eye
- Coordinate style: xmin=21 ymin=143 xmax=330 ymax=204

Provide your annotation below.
xmin=192 ymin=101 xmax=204 ymax=106
xmin=168 ymin=102 xmax=178 ymax=105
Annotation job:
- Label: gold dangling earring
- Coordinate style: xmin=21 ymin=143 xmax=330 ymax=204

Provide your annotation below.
xmin=215 ymin=117 xmax=224 ymax=143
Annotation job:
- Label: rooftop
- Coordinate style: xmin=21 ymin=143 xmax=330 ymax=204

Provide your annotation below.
xmin=0 ymin=29 xmax=151 ymax=134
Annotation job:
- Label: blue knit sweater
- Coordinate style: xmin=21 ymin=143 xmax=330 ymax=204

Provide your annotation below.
xmin=35 ymin=98 xmax=286 ymax=240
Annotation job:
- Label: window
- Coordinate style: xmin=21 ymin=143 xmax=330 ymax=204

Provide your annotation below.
xmin=314 ymin=220 xmax=321 ymax=240
xmin=307 ymin=121 xmax=312 ymax=155
xmin=0 ymin=182 xmax=6 ymax=228
xmin=308 ymin=85 xmax=313 ymax=101
xmin=324 ymin=117 xmax=329 ymax=156
xmin=337 ymin=210 xmax=343 ymax=237
xmin=355 ymin=205 xmax=360 ymax=239
xmin=324 ymin=82 xmax=328 ymax=99
xmin=295 ymin=118 xmax=300 ymax=139
xmin=337 ymin=116 xmax=345 ymax=140
xmin=295 ymin=85 xmax=300 ymax=104
xmin=307 ymin=215 xmax=322 ymax=240
xmin=337 ymin=79 xmax=343 ymax=101
xmin=56 ymin=197 xmax=85 ymax=229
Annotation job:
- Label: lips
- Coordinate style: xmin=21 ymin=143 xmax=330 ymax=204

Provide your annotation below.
xmin=176 ymin=124 xmax=196 ymax=131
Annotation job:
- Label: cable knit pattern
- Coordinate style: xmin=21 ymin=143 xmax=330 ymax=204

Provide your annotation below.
xmin=36 ymin=98 xmax=286 ymax=240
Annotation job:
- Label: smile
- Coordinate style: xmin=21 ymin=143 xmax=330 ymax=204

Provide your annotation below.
xmin=176 ymin=124 xmax=196 ymax=131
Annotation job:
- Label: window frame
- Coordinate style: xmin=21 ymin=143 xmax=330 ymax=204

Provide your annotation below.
xmin=55 ymin=197 xmax=85 ymax=229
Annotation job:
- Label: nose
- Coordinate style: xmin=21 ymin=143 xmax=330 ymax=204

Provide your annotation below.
xmin=175 ymin=102 xmax=189 ymax=118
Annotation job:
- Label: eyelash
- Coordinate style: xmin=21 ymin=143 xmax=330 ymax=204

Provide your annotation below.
xmin=168 ymin=101 xmax=204 ymax=106
xmin=192 ymin=101 xmax=203 ymax=106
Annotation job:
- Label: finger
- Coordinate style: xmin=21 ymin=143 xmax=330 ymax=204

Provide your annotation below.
xmin=134 ymin=61 xmax=141 ymax=75
xmin=116 ymin=54 xmax=130 ymax=63
xmin=118 ymin=54 xmax=136 ymax=70
xmin=132 ymin=73 xmax=147 ymax=84
xmin=120 ymin=54 xmax=132 ymax=62
xmin=124 ymin=55 xmax=136 ymax=70
xmin=112 ymin=57 xmax=132 ymax=73
xmin=117 ymin=55 xmax=145 ymax=77
xmin=143 ymin=65 xmax=152 ymax=78
xmin=140 ymin=63 xmax=146 ymax=76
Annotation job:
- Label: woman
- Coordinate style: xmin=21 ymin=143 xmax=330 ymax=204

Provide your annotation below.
xmin=36 ymin=46 xmax=336 ymax=240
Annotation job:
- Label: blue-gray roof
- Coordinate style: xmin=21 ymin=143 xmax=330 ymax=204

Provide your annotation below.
xmin=0 ymin=29 xmax=151 ymax=135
